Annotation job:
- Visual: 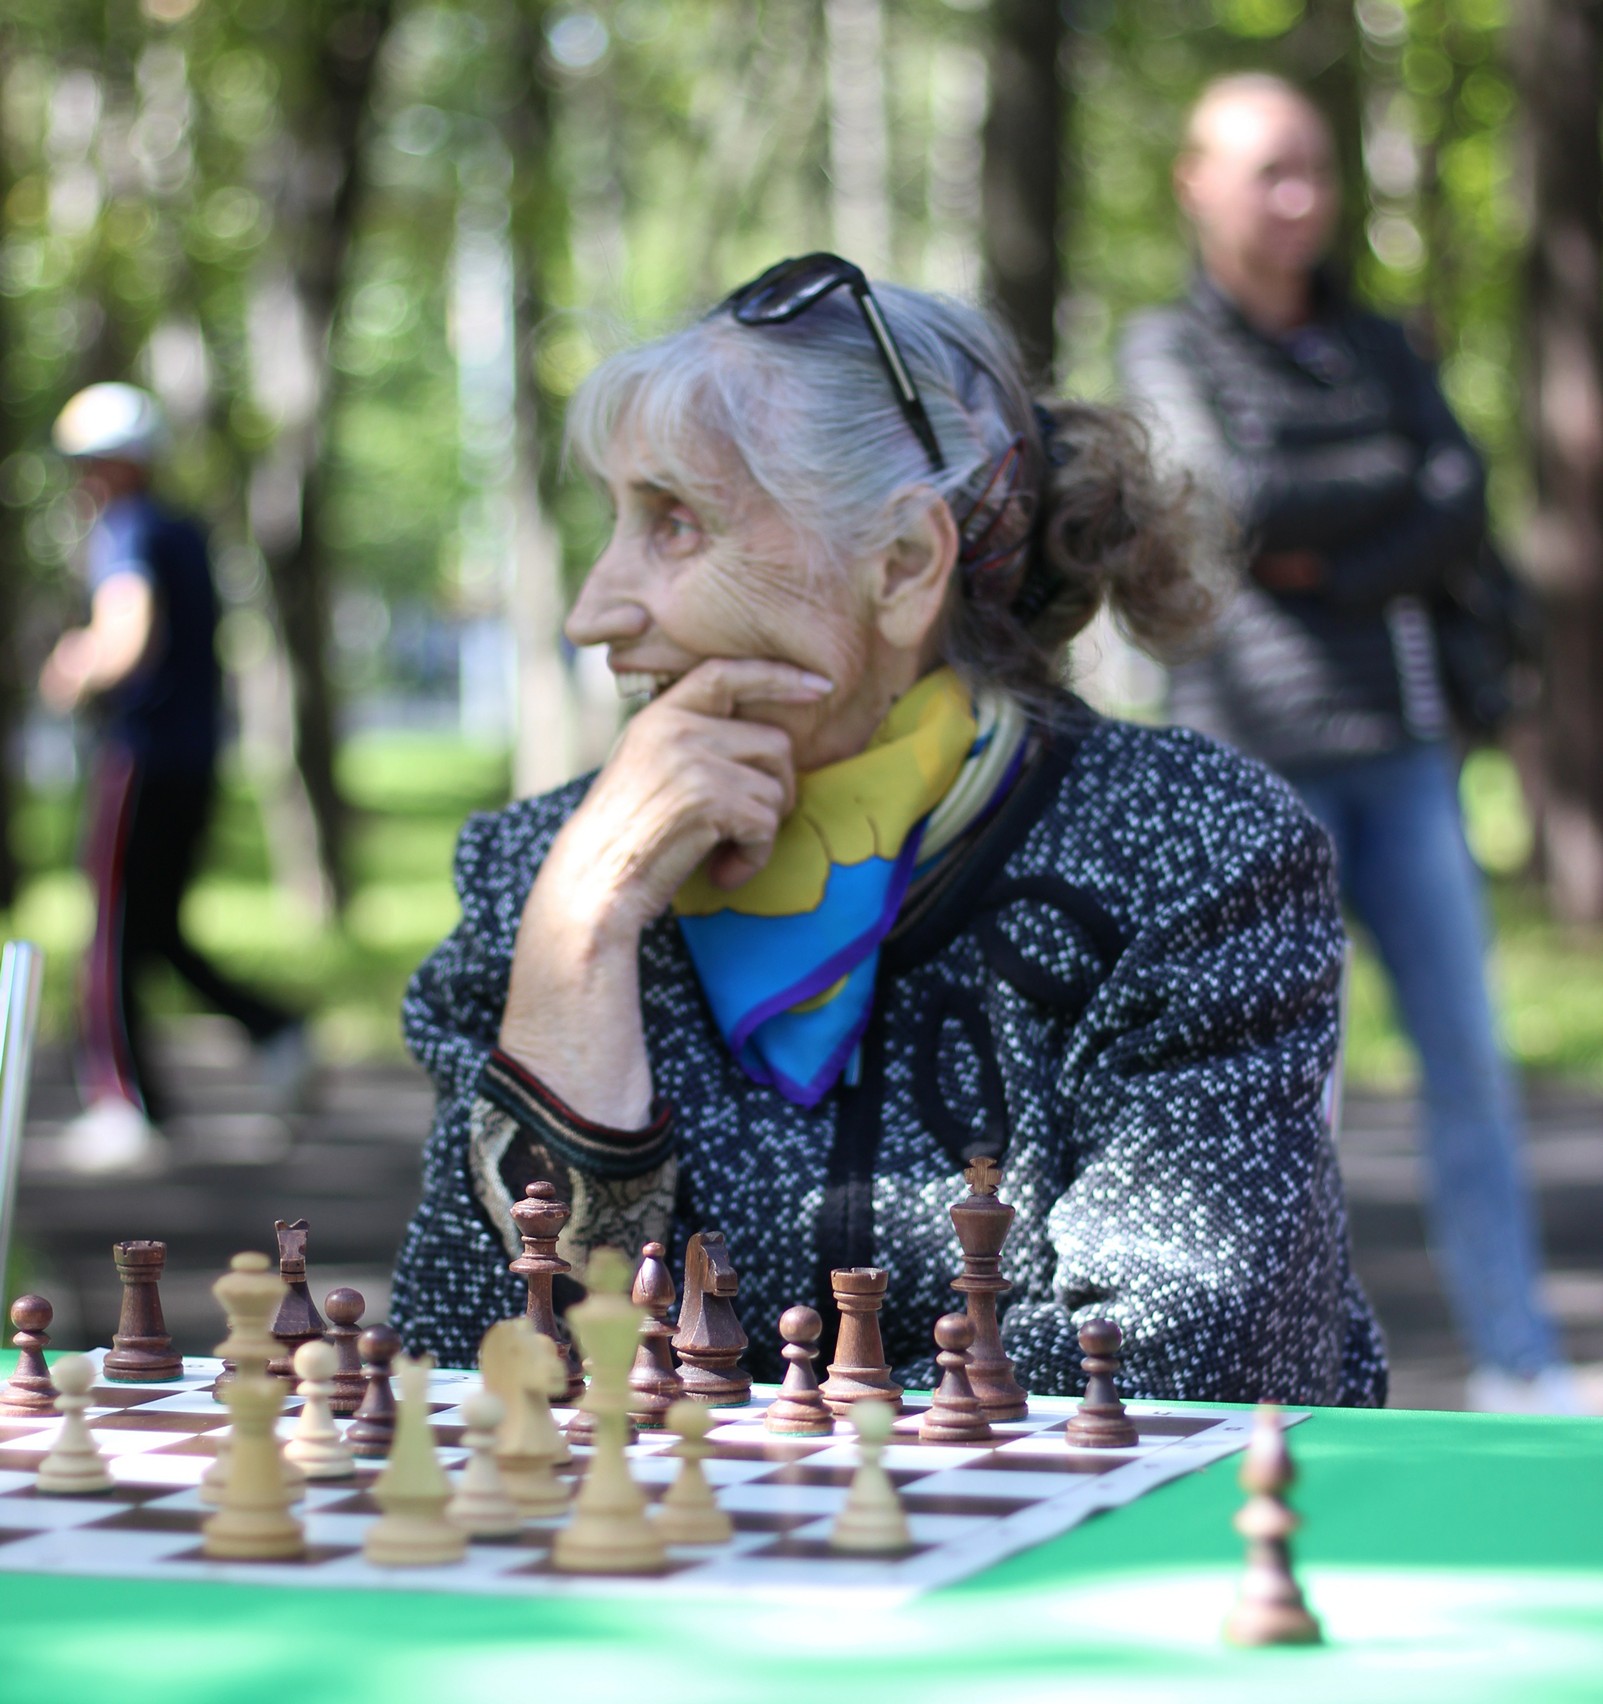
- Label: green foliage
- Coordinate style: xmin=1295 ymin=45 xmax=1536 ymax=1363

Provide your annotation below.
xmin=0 ymin=0 xmax=1538 ymax=628
xmin=2 ymin=0 xmax=1593 ymax=1081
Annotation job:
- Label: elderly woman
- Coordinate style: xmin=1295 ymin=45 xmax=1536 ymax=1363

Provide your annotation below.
xmin=392 ymin=254 xmax=1386 ymax=1406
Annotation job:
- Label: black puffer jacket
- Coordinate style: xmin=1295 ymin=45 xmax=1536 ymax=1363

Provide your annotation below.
xmin=1119 ymin=274 xmax=1485 ymax=770
xmin=390 ymin=703 xmax=1386 ymax=1407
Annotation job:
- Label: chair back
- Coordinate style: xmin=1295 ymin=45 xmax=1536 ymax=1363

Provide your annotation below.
xmin=0 ymin=942 xmax=45 ymax=1302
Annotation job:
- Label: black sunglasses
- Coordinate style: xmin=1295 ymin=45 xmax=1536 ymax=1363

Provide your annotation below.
xmin=719 ymin=253 xmax=947 ymax=474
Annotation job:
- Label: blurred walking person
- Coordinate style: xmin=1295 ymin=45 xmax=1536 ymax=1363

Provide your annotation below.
xmin=40 ymin=384 xmax=309 ymax=1173
xmin=1119 ymin=73 xmax=1583 ymax=1413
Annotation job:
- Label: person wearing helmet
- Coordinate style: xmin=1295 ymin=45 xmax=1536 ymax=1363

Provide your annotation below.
xmin=41 ymin=383 xmax=309 ymax=1172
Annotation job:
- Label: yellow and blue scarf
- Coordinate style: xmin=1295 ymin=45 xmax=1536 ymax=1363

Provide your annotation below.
xmin=674 ymin=668 xmax=1025 ymax=1107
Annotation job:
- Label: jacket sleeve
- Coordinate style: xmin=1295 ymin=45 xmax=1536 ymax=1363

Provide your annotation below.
xmin=998 ymin=773 xmax=1376 ymax=1405
xmin=391 ymin=799 xmax=678 ymax=1363
xmin=1118 ymin=310 xmax=1419 ymax=552
xmin=1318 ymin=327 xmax=1486 ymax=610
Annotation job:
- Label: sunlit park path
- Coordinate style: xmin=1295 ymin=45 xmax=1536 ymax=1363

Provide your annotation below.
xmin=11 ymin=1017 xmax=1602 ymax=1414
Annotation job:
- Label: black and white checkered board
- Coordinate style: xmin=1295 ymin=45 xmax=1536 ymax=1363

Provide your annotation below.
xmin=0 ymin=1353 xmax=1296 ymax=1603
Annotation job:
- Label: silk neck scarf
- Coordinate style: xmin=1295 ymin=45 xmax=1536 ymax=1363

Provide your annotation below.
xmin=673 ymin=667 xmax=1025 ymax=1107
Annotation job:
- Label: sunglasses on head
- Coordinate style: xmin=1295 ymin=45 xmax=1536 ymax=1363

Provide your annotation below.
xmin=719 ymin=252 xmax=947 ymax=474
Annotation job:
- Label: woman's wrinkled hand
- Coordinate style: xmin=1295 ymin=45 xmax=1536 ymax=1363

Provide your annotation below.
xmin=495 ymin=658 xmax=830 ymax=1125
xmin=537 ymin=657 xmax=830 ymax=940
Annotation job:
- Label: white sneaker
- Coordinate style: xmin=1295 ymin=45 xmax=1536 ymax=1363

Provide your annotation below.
xmin=1465 ymin=1365 xmax=1592 ymax=1416
xmin=58 ymin=1098 xmax=169 ymax=1177
xmin=257 ymin=1023 xmax=315 ymax=1116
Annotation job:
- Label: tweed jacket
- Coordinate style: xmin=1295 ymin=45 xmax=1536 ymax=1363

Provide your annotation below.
xmin=390 ymin=700 xmax=1387 ymax=1407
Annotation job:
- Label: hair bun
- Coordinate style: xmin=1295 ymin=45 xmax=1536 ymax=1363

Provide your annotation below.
xmin=1028 ymin=401 xmax=1214 ymax=659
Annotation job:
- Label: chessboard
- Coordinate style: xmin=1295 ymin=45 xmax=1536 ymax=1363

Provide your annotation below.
xmin=0 ymin=1352 xmax=1302 ymax=1604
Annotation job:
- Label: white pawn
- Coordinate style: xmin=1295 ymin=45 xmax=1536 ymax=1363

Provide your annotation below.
xmin=653 ymin=1399 xmax=732 ymax=1546
xmin=829 ymin=1399 xmax=912 ymax=1554
xmin=36 ymin=1356 xmax=112 ymax=1495
xmin=446 ymin=1390 xmax=522 ymax=1539
xmin=284 ymin=1339 xmax=355 ymax=1480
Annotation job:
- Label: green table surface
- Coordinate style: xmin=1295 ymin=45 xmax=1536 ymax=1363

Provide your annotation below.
xmin=2 ymin=1376 xmax=1601 ymax=1704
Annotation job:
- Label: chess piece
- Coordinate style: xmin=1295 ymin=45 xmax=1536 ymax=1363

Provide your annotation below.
xmin=284 ymin=1340 xmax=356 ymax=1480
xmin=672 ymin=1231 xmax=752 ymax=1406
xmin=1065 ymin=1318 xmax=1138 ymax=1449
xmin=323 ymin=1286 xmax=367 ymax=1415
xmin=552 ymin=1246 xmax=667 ymax=1575
xmin=446 ymin=1389 xmax=523 ymax=1539
xmin=509 ymin=1181 xmax=585 ymax=1401
xmin=346 ymin=1324 xmax=402 ymax=1457
xmin=626 ymin=1241 xmax=685 ymax=1428
xmin=764 ymin=1306 xmax=834 ymax=1436
xmin=919 ymin=1313 xmax=993 ymax=1444
xmin=480 ymin=1318 xmax=570 ymax=1516
xmin=820 ymin=1268 xmax=903 ymax=1415
xmin=829 ymin=1399 xmax=912 ymax=1554
xmin=1223 ymin=1406 xmax=1323 ymax=1647
xmin=948 ymin=1156 xmax=1028 ymax=1421
xmin=364 ymin=1353 xmax=467 ymax=1566
xmin=267 ymin=1219 xmax=326 ymax=1382
xmin=101 ymin=1241 xmax=183 ymax=1382
xmin=654 ymin=1399 xmax=732 ymax=1545
xmin=35 ymin=1356 xmax=112 ymax=1495
xmin=201 ymin=1252 xmax=288 ymax=1506
xmin=202 ymin=1369 xmax=305 ymax=1559
xmin=0 ymin=1294 xmax=58 ymax=1416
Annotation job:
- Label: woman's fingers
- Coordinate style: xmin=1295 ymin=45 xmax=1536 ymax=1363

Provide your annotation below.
xmin=543 ymin=655 xmax=826 ymax=928
xmin=661 ymin=657 xmax=833 ymax=717
xmin=672 ymin=713 xmax=798 ymax=816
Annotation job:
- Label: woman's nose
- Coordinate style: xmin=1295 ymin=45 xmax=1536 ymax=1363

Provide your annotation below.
xmin=565 ymin=535 xmax=650 ymax=647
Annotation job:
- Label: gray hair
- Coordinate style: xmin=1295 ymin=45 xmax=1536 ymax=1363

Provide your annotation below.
xmin=567 ymin=280 xmax=1210 ymax=716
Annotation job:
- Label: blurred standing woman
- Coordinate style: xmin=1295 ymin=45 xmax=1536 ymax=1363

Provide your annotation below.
xmin=393 ymin=254 xmax=1385 ymax=1405
xmin=1120 ymin=74 xmax=1580 ymax=1412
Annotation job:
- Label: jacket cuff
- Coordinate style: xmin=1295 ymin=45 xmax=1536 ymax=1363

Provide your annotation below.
xmin=481 ymin=1048 xmax=675 ymax=1180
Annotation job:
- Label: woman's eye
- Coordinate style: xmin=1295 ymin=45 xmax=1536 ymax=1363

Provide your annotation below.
xmin=656 ymin=505 xmax=701 ymax=550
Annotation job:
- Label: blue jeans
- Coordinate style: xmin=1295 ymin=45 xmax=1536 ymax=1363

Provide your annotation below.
xmin=1288 ymin=743 xmax=1561 ymax=1377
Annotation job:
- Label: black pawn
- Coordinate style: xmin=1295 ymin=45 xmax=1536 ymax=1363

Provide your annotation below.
xmin=1065 ymin=1317 xmax=1139 ymax=1449
xmin=919 ymin=1312 xmax=993 ymax=1443
xmin=763 ymin=1306 xmax=833 ymax=1436
xmin=345 ymin=1323 xmax=401 ymax=1457
xmin=0 ymin=1296 xmax=58 ymax=1417
xmin=323 ymin=1287 xmax=367 ymax=1417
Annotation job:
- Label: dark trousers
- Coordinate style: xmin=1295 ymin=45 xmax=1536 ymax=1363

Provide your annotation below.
xmin=77 ymin=749 xmax=294 ymax=1124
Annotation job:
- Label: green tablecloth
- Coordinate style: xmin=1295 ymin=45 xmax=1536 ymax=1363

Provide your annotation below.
xmin=4 ymin=1399 xmax=1601 ymax=1704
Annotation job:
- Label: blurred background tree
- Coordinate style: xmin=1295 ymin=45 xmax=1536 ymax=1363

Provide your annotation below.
xmin=1 ymin=0 xmax=1599 ymax=1079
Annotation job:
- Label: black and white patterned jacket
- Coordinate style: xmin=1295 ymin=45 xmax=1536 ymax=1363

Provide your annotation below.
xmin=390 ymin=700 xmax=1387 ymax=1406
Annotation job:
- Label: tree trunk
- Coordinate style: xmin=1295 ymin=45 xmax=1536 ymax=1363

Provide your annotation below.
xmin=501 ymin=5 xmax=586 ymax=796
xmin=0 ymin=43 xmax=21 ymax=912
xmin=1513 ymin=0 xmax=1603 ymax=924
xmin=257 ymin=1 xmax=393 ymax=913
xmin=1275 ymin=0 xmax=1366 ymax=273
xmin=981 ymin=0 xmax=1068 ymax=384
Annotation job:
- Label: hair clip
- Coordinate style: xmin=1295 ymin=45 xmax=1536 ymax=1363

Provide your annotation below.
xmin=1032 ymin=402 xmax=1071 ymax=468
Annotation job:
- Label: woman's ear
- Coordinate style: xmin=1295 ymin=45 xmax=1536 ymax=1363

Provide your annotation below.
xmin=870 ymin=494 xmax=960 ymax=654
